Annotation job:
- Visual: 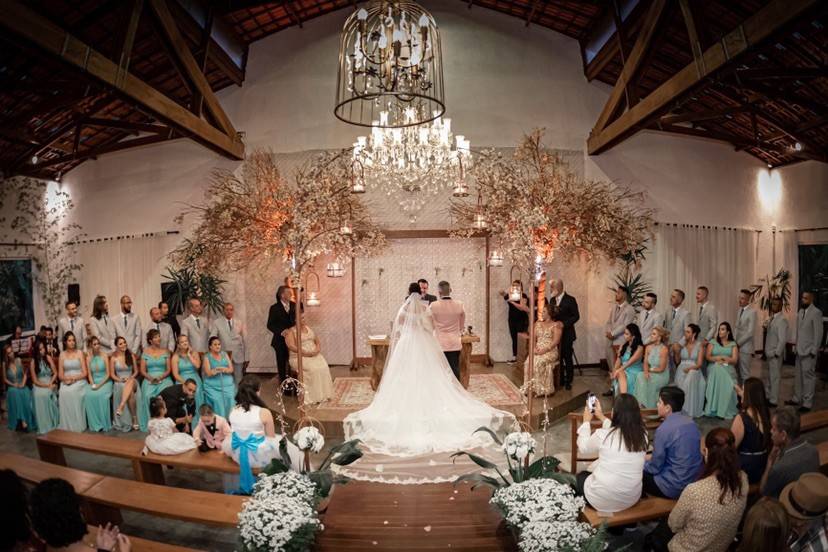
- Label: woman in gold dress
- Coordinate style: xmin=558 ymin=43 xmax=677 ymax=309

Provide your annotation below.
xmin=527 ymin=302 xmax=562 ymax=396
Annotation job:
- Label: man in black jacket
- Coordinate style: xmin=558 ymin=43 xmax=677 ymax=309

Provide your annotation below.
xmin=159 ymin=379 xmax=197 ymax=433
xmin=267 ymin=285 xmax=299 ymax=394
xmin=550 ymin=279 xmax=580 ymax=390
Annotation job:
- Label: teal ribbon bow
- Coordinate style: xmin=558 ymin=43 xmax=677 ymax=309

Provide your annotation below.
xmin=232 ymin=433 xmax=265 ymax=494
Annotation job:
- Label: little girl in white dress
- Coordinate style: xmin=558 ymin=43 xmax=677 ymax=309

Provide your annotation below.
xmin=143 ymin=396 xmax=197 ymax=455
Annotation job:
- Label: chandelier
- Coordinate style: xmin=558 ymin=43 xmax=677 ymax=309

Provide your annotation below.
xmin=335 ymin=0 xmax=444 ymax=128
xmin=352 ymin=108 xmax=471 ymax=221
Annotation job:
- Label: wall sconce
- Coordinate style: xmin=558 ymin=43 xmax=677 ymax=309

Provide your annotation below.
xmin=305 ymin=270 xmax=321 ymax=306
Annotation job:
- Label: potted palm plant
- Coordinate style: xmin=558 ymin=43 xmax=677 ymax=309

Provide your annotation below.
xmin=747 ymin=268 xmax=792 ymax=359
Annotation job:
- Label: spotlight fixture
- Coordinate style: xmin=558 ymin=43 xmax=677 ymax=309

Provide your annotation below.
xmin=794 ymin=142 xmax=803 ymax=151
xmin=31 ymin=155 xmax=38 ymax=165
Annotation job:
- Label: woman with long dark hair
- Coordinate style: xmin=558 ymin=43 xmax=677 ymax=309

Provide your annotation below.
xmin=610 ymin=324 xmax=644 ymax=396
xmin=111 ymin=336 xmax=140 ymax=431
xmin=653 ymin=427 xmax=748 ymax=552
xmin=84 ymin=336 xmax=113 ymax=432
xmin=137 ymin=328 xmax=174 ymax=431
xmin=203 ymin=336 xmax=236 ymax=418
xmin=222 ymin=375 xmax=303 ymax=493
xmin=674 ymin=323 xmax=706 ymax=417
xmin=3 ymin=343 xmax=35 ymax=432
xmin=575 ymin=393 xmax=648 ymax=512
xmin=731 ymin=377 xmax=771 ymax=483
xmin=30 ymin=339 xmax=59 ymax=434
xmin=57 ymin=331 xmax=88 ymax=432
xmin=703 ymin=322 xmax=740 ymax=419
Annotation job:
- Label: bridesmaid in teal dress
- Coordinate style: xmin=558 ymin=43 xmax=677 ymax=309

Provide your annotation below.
xmin=84 ymin=337 xmax=113 ymax=432
xmin=674 ymin=324 xmax=706 ymax=417
xmin=634 ymin=327 xmax=671 ymax=408
xmin=172 ymin=334 xmax=204 ymax=424
xmin=111 ymin=336 xmax=140 ymax=432
xmin=58 ymin=331 xmax=88 ymax=432
xmin=203 ymin=336 xmax=236 ymax=418
xmin=3 ymin=344 xmax=35 ymax=431
xmin=30 ymin=340 xmax=59 ymax=434
xmin=611 ymin=324 xmax=644 ymax=397
xmin=703 ymin=322 xmax=740 ymax=419
xmin=138 ymin=329 xmax=173 ymax=431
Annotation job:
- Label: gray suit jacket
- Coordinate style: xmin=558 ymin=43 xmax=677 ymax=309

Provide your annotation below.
xmin=638 ymin=308 xmax=665 ymax=345
xmin=148 ymin=320 xmax=176 ymax=351
xmin=606 ymin=302 xmax=636 ymax=346
xmin=89 ymin=315 xmax=118 ymax=354
xmin=114 ymin=312 xmax=143 ymax=354
xmin=210 ymin=317 xmax=248 ymax=363
xmin=765 ymin=313 xmax=788 ymax=359
xmin=796 ymin=305 xmax=824 ymax=356
xmin=696 ymin=302 xmax=718 ymax=342
xmin=665 ymin=306 xmax=689 ymax=345
xmin=57 ymin=315 xmax=87 ymax=350
xmin=181 ymin=315 xmax=210 ymax=354
xmin=734 ymin=306 xmax=757 ymax=353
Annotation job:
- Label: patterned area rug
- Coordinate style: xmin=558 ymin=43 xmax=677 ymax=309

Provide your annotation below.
xmin=325 ymin=374 xmax=525 ymax=410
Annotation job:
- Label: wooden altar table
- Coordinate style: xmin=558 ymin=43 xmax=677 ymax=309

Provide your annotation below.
xmin=367 ymin=335 xmax=481 ymax=390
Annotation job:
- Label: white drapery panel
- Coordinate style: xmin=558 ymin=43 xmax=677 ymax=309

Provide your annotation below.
xmin=645 ymin=224 xmax=758 ymax=329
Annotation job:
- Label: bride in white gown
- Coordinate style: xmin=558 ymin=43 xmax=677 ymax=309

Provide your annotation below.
xmin=344 ymin=292 xmax=517 ymax=457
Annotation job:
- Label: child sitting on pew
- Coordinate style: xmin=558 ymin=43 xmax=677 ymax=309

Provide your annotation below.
xmin=142 ymin=396 xmax=197 ymax=455
xmin=193 ymin=403 xmax=231 ymax=452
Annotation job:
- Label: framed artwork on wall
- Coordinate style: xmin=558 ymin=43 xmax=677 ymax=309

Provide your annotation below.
xmin=0 ymin=258 xmax=35 ymax=335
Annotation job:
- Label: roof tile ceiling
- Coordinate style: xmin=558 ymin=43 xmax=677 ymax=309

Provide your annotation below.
xmin=0 ymin=0 xmax=825 ymax=180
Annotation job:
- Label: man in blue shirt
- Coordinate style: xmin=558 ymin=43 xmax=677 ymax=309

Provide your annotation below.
xmin=643 ymin=386 xmax=704 ymax=498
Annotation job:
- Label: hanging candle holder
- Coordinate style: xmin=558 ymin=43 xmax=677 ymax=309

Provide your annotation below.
xmin=509 ymin=265 xmax=523 ymax=301
xmin=472 ymin=192 xmax=487 ymax=230
xmin=326 ymin=260 xmax=346 ymax=278
xmin=452 ymin=156 xmax=469 ymax=197
xmin=350 ymin=159 xmax=365 ymax=194
xmin=488 ymin=246 xmax=504 ymax=267
xmin=340 ymin=203 xmax=354 ymax=235
xmin=305 ymin=270 xmax=321 ymax=306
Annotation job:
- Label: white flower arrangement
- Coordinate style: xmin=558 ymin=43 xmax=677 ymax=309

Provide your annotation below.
xmin=237 ymin=494 xmax=321 ymax=552
xmin=491 ymin=478 xmax=584 ymax=529
xmin=294 ymin=426 xmax=325 ymax=454
xmin=502 ymin=431 xmax=536 ymax=462
xmin=252 ymin=471 xmax=318 ymax=504
xmin=517 ymin=520 xmax=598 ymax=552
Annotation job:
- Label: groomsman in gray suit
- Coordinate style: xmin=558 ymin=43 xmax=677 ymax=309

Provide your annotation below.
xmin=605 ymin=286 xmax=635 ymax=368
xmin=665 ymin=289 xmax=690 ymax=364
xmin=181 ymin=298 xmax=210 ymax=355
xmin=149 ymin=307 xmax=176 ymax=351
xmin=695 ymin=286 xmax=718 ymax=343
xmin=114 ymin=295 xmax=143 ymax=355
xmin=58 ymin=300 xmax=87 ymax=351
xmin=764 ymin=298 xmax=788 ymax=407
xmin=210 ymin=302 xmax=248 ymax=383
xmin=787 ymin=291 xmax=824 ymax=412
xmin=637 ymin=293 xmax=664 ymax=345
xmin=89 ymin=295 xmax=117 ymax=354
xmin=734 ymin=289 xmax=757 ymax=384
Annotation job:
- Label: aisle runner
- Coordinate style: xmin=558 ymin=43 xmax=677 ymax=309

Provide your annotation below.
xmin=327 ymin=374 xmax=524 ymax=410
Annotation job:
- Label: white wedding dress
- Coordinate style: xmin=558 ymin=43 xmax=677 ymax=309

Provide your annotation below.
xmin=344 ymin=293 xmax=517 ymax=458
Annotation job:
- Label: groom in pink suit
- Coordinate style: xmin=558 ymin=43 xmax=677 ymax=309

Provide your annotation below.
xmin=428 ymin=281 xmax=466 ymax=380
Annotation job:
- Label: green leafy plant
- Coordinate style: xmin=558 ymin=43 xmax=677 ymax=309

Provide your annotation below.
xmin=610 ymin=246 xmax=653 ymax=311
xmin=161 ymin=265 xmax=226 ymax=316
xmin=748 ymin=268 xmax=792 ymax=317
xmin=261 ymin=438 xmax=363 ymax=499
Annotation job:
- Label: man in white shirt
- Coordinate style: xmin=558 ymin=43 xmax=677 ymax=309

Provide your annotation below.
xmin=764 ymin=298 xmax=788 ymax=407
xmin=57 ymin=300 xmax=87 ymax=351
xmin=149 ymin=307 xmax=176 ymax=351
xmin=210 ymin=302 xmax=249 ymax=383
xmin=787 ymin=291 xmax=824 ymax=412
xmin=114 ymin=295 xmax=143 ymax=355
xmin=604 ymin=286 xmax=635 ymax=371
xmin=638 ymin=292 xmax=664 ymax=345
xmin=665 ymin=289 xmax=690 ymax=365
xmin=180 ymin=297 xmax=210 ymax=355
xmin=695 ymin=286 xmax=718 ymax=343
xmin=89 ymin=295 xmax=117 ymax=354
xmin=734 ymin=289 xmax=757 ymax=384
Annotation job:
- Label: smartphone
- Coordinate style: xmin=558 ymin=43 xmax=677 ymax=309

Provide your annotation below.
xmin=587 ymin=392 xmax=597 ymax=413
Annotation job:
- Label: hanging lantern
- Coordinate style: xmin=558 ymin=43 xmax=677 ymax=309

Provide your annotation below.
xmin=472 ymin=192 xmax=487 ymax=229
xmin=509 ymin=266 xmax=523 ymax=301
xmin=326 ymin=261 xmax=346 ymax=278
xmin=488 ymin=250 xmax=503 ymax=267
xmin=305 ymin=270 xmax=321 ymax=306
xmin=452 ymin=156 xmax=469 ymax=197
xmin=350 ymin=159 xmax=365 ymax=194
xmin=340 ymin=204 xmax=354 ymax=235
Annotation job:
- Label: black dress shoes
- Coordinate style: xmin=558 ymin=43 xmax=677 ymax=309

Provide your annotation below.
xmin=799 ymin=406 xmax=811 ymax=413
xmin=784 ymin=400 xmax=800 ymax=406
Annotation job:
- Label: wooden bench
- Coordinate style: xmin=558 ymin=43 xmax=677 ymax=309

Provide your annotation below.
xmin=37 ymin=430 xmax=248 ymax=485
xmin=582 ymin=497 xmax=676 ymax=528
xmin=819 ymin=441 xmax=828 ymax=476
xmin=801 ymin=410 xmax=828 ymax=433
xmin=0 ymin=453 xmax=246 ymax=528
xmin=84 ymin=526 xmax=204 ymax=552
xmin=568 ymin=408 xmax=662 ymax=473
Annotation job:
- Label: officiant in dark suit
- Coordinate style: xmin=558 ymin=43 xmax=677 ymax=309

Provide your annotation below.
xmin=550 ymin=279 xmax=580 ymax=390
xmin=267 ymin=285 xmax=300 ymax=394
xmin=418 ymin=279 xmax=438 ymax=304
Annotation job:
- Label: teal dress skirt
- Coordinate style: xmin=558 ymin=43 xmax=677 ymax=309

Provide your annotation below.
xmin=84 ymin=355 xmax=113 ymax=432
xmin=138 ymin=352 xmax=173 ymax=432
xmin=58 ymin=356 xmax=88 ymax=432
xmin=112 ymin=357 xmax=140 ymax=432
xmin=674 ymin=342 xmax=706 ymax=417
xmin=613 ymin=347 xmax=643 ymax=397
xmin=176 ymin=354 xmax=204 ymax=424
xmin=703 ymin=342 xmax=739 ymax=419
xmin=6 ymin=359 xmax=35 ymax=431
xmin=634 ymin=345 xmax=671 ymax=409
xmin=203 ymin=352 xmax=236 ymax=418
xmin=33 ymin=359 xmax=59 ymax=434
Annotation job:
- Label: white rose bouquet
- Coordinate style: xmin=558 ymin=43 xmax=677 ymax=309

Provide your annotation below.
xmin=502 ymin=431 xmax=536 ymax=462
xmin=294 ymin=426 xmax=325 ymax=454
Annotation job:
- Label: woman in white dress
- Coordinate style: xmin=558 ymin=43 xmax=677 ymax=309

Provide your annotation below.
xmin=284 ymin=323 xmax=334 ymax=405
xmin=222 ymin=375 xmax=303 ymax=493
xmin=143 ymin=396 xmax=197 ymax=455
xmin=343 ymin=291 xmax=517 ymax=456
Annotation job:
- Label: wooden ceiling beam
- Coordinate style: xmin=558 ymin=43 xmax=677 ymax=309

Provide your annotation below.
xmin=83 ymin=117 xmax=169 ymax=134
xmin=588 ymin=0 xmax=820 ymax=156
xmin=659 ymin=105 xmax=751 ymax=125
xmin=736 ymin=67 xmax=828 ymax=80
xmin=0 ymin=0 xmax=244 ymax=160
xmin=652 ymin=123 xmax=812 ymax=160
xmin=583 ymin=2 xmax=646 ymax=82
xmin=192 ymin=6 xmax=214 ymax=118
xmin=22 ymin=134 xmax=172 ymax=170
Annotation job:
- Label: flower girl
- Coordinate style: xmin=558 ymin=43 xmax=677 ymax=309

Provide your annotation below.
xmin=143 ymin=396 xmax=197 ymax=455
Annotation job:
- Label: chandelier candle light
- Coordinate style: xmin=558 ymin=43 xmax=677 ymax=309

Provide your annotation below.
xmin=335 ymin=0 xmax=445 ymax=128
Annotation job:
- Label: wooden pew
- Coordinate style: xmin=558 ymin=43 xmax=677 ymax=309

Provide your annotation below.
xmin=84 ymin=526 xmax=204 ymax=552
xmin=0 ymin=453 xmax=246 ymax=528
xmin=801 ymin=410 xmax=828 ymax=434
xmin=37 ymin=430 xmax=247 ymax=485
xmin=582 ymin=497 xmax=676 ymax=528
xmin=819 ymin=441 xmax=828 ymax=476
xmin=568 ymin=408 xmax=662 ymax=474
